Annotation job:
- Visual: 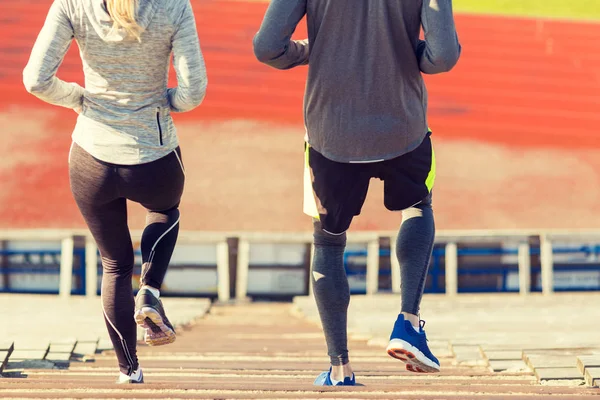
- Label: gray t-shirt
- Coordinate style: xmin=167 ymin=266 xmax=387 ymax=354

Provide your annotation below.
xmin=254 ymin=0 xmax=461 ymax=162
xmin=23 ymin=0 xmax=207 ymax=165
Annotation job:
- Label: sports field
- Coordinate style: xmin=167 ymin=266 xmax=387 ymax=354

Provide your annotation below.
xmin=0 ymin=0 xmax=599 ymax=231
xmin=454 ymin=0 xmax=600 ymax=20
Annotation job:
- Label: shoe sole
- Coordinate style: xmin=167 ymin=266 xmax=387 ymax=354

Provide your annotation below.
xmin=134 ymin=307 xmax=176 ymax=346
xmin=116 ymin=378 xmax=144 ymax=384
xmin=116 ymin=370 xmax=144 ymax=384
xmin=386 ymin=339 xmax=440 ymax=373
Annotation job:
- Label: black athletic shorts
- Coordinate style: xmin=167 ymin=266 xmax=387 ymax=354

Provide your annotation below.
xmin=303 ymin=132 xmax=435 ymax=235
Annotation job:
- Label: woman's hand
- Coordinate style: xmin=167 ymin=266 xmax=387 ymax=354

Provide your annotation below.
xmin=74 ymin=106 xmax=82 ymax=114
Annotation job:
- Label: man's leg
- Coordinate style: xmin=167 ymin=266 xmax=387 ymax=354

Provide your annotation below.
xmin=311 ymin=219 xmax=352 ymax=382
xmin=386 ymin=194 xmax=439 ymax=373
xmin=398 ymin=194 xmax=435 ymax=326
xmin=380 ymin=133 xmax=440 ymax=373
xmin=305 ymin=146 xmax=370 ymax=385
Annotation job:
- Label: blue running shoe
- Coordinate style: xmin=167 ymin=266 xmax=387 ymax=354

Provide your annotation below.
xmin=313 ymin=367 xmax=356 ymax=386
xmin=386 ymin=314 xmax=440 ymax=373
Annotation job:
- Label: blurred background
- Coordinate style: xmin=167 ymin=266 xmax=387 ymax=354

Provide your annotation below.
xmin=0 ymin=0 xmax=599 ymax=299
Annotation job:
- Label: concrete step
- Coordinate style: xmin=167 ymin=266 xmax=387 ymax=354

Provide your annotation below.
xmin=0 ymin=302 xmax=597 ymax=399
xmin=0 ymin=341 xmax=14 ymax=374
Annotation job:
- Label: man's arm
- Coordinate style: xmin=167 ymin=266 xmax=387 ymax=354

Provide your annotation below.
xmin=419 ymin=0 xmax=461 ymax=74
xmin=253 ymin=0 xmax=308 ymax=70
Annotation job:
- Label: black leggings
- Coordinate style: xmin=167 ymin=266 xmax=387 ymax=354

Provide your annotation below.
xmin=69 ymin=143 xmax=185 ymax=374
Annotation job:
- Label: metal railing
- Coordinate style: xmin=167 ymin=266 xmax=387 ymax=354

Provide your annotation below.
xmin=2 ymin=229 xmax=600 ymax=301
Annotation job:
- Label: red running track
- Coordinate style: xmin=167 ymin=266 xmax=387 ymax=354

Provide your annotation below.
xmin=0 ymin=1 xmax=599 ymax=229
xmin=1 ymin=1 xmax=600 ymax=148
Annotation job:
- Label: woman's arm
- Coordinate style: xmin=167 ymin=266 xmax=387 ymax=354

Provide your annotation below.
xmin=167 ymin=0 xmax=208 ymax=113
xmin=23 ymin=0 xmax=84 ymax=109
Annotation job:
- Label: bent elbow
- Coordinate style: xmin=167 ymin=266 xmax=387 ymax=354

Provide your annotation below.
xmin=422 ymin=45 xmax=461 ymax=74
xmin=189 ymin=89 xmax=206 ymax=110
xmin=191 ymin=81 xmax=207 ymax=107
xmin=253 ymin=35 xmax=281 ymax=64
xmin=23 ymin=72 xmax=47 ymax=95
xmin=180 ymin=82 xmax=207 ymax=112
xmin=440 ymin=45 xmax=461 ymax=72
xmin=434 ymin=55 xmax=459 ymax=73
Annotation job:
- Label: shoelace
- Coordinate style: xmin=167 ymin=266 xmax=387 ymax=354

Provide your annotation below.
xmin=419 ymin=320 xmax=429 ymax=341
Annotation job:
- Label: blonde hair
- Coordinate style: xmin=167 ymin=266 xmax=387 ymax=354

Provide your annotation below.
xmin=106 ymin=0 xmax=144 ymax=41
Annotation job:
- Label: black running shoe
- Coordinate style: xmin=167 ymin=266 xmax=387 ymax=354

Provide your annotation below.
xmin=134 ymin=288 xmax=176 ymax=346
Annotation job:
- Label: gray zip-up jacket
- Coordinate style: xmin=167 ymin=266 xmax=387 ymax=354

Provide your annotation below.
xmin=23 ymin=0 xmax=207 ymax=165
xmin=254 ymin=0 xmax=461 ymax=163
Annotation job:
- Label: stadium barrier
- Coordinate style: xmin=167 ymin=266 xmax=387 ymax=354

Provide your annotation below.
xmin=1 ymin=229 xmax=600 ymax=300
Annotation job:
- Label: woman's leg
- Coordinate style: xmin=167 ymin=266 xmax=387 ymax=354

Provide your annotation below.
xmin=119 ymin=148 xmax=185 ymax=345
xmin=69 ymin=143 xmax=139 ymax=376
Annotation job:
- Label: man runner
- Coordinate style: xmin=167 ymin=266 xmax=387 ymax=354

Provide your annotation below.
xmin=254 ymin=0 xmax=461 ymax=386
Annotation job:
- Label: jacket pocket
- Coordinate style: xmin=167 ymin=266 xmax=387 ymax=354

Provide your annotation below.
xmin=156 ymin=107 xmax=163 ymax=146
